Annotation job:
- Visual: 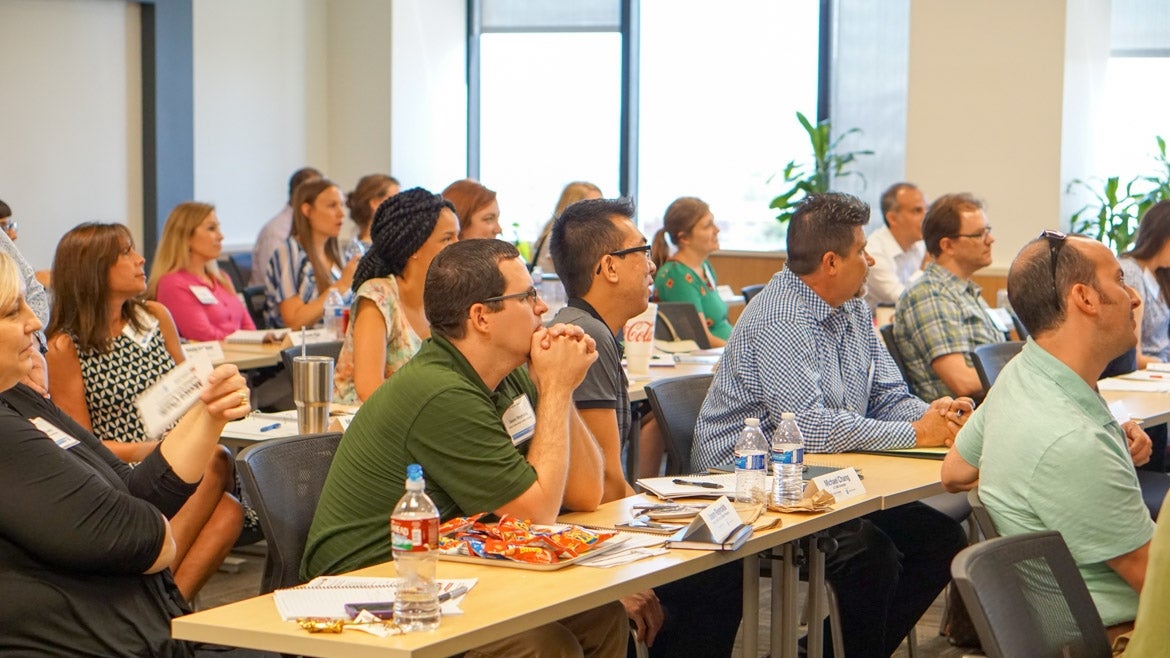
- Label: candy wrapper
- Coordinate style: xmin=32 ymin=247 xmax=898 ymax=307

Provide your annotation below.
xmin=437 ymin=514 xmax=615 ymax=565
xmin=767 ymin=488 xmax=836 ymax=513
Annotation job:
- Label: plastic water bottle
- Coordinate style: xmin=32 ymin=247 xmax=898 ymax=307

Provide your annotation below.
xmin=323 ymin=288 xmax=346 ymax=339
xmin=771 ymin=412 xmax=805 ymax=506
xmin=734 ymin=418 xmax=769 ymax=504
xmin=391 ymin=464 xmax=441 ymax=632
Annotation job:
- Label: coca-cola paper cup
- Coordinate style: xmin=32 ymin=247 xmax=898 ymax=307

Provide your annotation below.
xmin=624 ymin=302 xmax=657 ymax=376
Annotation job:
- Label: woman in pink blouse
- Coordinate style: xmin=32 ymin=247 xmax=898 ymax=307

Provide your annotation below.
xmin=148 ymin=202 xmax=255 ymax=341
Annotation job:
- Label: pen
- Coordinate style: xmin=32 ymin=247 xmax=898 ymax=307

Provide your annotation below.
xmin=672 ymin=478 xmax=723 ymax=489
xmin=259 ymin=422 xmax=282 ymax=432
xmin=439 ymin=585 xmax=469 ymax=602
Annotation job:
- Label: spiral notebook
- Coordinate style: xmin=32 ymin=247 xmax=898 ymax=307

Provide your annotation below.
xmin=273 ymin=576 xmax=477 ymax=620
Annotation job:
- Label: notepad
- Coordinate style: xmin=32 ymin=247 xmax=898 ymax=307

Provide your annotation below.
xmin=636 ymin=473 xmax=746 ymax=499
xmin=224 ymin=329 xmax=289 ymax=344
xmin=272 ymin=576 xmax=477 ymax=620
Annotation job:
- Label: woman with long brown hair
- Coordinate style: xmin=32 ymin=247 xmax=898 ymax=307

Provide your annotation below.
xmin=1121 ymin=200 xmax=1170 ymax=366
xmin=45 ymin=222 xmax=242 ymax=601
xmin=651 ymin=196 xmax=730 ymax=347
xmin=263 ymin=178 xmax=359 ymax=329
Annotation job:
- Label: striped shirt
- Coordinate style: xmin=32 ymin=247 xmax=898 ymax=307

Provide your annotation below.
xmin=691 ymin=266 xmax=926 ymax=471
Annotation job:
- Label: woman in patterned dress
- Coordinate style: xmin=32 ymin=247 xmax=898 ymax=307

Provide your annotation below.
xmin=45 ymin=222 xmax=243 ymax=602
xmin=333 ymin=188 xmax=459 ymax=404
xmin=650 ymin=196 xmax=730 ymax=347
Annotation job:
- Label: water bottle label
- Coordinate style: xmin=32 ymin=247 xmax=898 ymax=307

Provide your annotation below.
xmin=771 ymin=447 xmax=804 ymax=465
xmin=735 ymin=452 xmax=766 ymax=470
xmin=390 ymin=517 xmax=439 ymax=552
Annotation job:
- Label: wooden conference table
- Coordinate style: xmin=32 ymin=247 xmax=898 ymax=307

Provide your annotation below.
xmin=218 ymin=341 xmax=285 ymax=370
xmin=172 ymin=453 xmax=944 ymax=658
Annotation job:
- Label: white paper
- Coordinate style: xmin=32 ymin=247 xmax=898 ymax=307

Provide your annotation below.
xmin=136 ymin=357 xmax=214 ymax=439
xmin=273 ymin=577 xmax=477 ymax=620
xmin=697 ymin=496 xmax=742 ymax=543
xmin=181 ymin=341 xmax=225 ymax=363
xmin=1098 ymin=378 xmax=1170 ymax=393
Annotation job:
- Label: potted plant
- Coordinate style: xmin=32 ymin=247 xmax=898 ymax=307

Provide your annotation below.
xmin=1067 ymin=136 xmax=1170 ymax=253
xmin=769 ymin=111 xmax=873 ymax=225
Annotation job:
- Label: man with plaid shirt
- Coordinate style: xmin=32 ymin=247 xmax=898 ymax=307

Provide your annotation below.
xmin=893 ymin=193 xmax=1004 ymax=400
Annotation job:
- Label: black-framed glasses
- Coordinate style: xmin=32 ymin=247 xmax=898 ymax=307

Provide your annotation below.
xmin=595 ymin=244 xmax=653 ymax=275
xmin=954 ymin=225 xmax=993 ymax=240
xmin=1041 ymin=229 xmax=1067 ymax=308
xmin=480 ymin=287 xmax=541 ymax=306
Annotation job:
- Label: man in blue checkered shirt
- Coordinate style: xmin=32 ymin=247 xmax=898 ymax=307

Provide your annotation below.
xmin=693 ymin=192 xmax=971 ymax=658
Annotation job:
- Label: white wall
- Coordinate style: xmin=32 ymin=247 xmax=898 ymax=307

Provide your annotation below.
xmin=193 ymin=0 xmax=330 ymax=251
xmin=0 ymin=0 xmax=141 ymax=270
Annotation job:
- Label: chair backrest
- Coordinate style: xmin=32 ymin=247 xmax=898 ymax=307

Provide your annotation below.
xmin=229 ymin=252 xmax=253 ymax=289
xmin=218 ymin=253 xmax=250 ymax=291
xmin=241 ymin=284 xmax=269 ymax=330
xmin=972 ymin=341 xmax=1025 ymax=393
xmin=644 ymin=373 xmax=714 ymax=475
xmin=236 ymin=432 xmax=343 ymax=593
xmin=967 ymin=486 xmax=1000 ymax=539
xmin=654 ymin=302 xmax=711 ymax=349
xmin=951 ymin=531 xmax=1111 ymax=658
xmin=878 ymin=324 xmax=912 ymax=385
xmin=280 ymin=341 xmax=344 ymax=373
xmin=1101 ymin=346 xmax=1137 ymax=379
xmin=741 ymin=284 xmax=766 ymax=304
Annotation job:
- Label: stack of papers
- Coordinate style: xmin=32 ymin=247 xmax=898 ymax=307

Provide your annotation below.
xmin=273 ymin=576 xmax=476 ymax=620
xmin=1098 ymin=376 xmax=1170 ymax=394
xmin=636 ymin=473 xmax=771 ymax=499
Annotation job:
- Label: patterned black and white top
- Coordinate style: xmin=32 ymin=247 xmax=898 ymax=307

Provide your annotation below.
xmin=76 ymin=309 xmax=176 ymax=445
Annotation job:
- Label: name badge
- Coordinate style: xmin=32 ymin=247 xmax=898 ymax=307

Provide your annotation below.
xmin=502 ymin=394 xmax=536 ymax=446
xmin=807 ymin=467 xmax=866 ymax=502
xmin=190 ymin=285 xmax=219 ymax=305
xmin=136 ymin=357 xmax=214 ymax=439
xmin=31 ymin=417 xmax=81 ymax=450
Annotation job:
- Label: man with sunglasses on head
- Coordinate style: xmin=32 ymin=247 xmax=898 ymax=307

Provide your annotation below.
xmin=550 ymin=198 xmax=742 ymax=658
xmin=942 ymin=232 xmax=1155 ymax=642
xmin=893 ymin=193 xmax=1006 ymax=401
xmin=303 ymin=239 xmax=627 ymax=657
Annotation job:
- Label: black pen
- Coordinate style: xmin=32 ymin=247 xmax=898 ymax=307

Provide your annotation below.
xmin=672 ymin=478 xmax=723 ymax=489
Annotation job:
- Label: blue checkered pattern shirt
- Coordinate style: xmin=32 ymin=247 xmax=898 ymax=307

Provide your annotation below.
xmin=691 ymin=267 xmax=927 ymax=471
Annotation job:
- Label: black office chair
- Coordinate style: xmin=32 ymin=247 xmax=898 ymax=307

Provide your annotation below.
xmin=218 ymin=254 xmax=250 ymax=291
xmin=967 ymin=486 xmax=1000 ymax=540
xmin=951 ymin=531 xmax=1111 ymax=658
xmin=643 ymin=373 xmax=713 ymax=475
xmin=654 ymin=302 xmax=711 ymax=350
xmin=878 ymin=324 xmax=913 ymax=386
xmin=236 ymin=432 xmax=343 ymax=593
xmin=280 ymin=341 xmax=344 ymax=373
xmin=242 ymin=285 xmax=270 ymax=330
xmin=971 ymin=341 xmax=1024 ymax=396
xmin=741 ymin=284 xmax=766 ymax=304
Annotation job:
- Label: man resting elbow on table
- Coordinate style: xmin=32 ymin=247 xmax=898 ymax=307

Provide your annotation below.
xmin=302 ymin=240 xmax=625 ymax=658
xmin=940 ymin=233 xmax=1155 ymax=640
xmin=550 ymin=197 xmax=742 ymax=657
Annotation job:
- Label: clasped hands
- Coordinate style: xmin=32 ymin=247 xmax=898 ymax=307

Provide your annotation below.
xmin=913 ymin=396 xmax=975 ymax=447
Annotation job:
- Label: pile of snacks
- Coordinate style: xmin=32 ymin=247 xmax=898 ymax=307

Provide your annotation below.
xmin=437 ymin=514 xmax=615 ymax=565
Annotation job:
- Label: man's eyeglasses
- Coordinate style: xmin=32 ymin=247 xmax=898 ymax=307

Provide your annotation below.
xmin=480 ymin=287 xmax=541 ymax=306
xmin=954 ymin=226 xmax=993 ymax=241
xmin=1041 ymin=229 xmax=1067 ymax=308
xmin=596 ymin=244 xmax=653 ymax=275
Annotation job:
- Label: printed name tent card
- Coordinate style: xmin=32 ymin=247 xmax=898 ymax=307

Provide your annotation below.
xmin=666 ymin=496 xmax=752 ymax=551
xmin=805 ymin=467 xmax=865 ymax=502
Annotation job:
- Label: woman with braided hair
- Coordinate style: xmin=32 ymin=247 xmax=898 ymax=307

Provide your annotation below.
xmin=332 ymin=188 xmax=458 ymax=404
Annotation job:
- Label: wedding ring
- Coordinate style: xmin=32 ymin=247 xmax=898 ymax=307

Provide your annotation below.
xmin=239 ymin=391 xmax=249 ymax=407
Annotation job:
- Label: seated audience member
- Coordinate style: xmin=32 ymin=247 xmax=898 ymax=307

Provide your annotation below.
xmin=551 ymin=197 xmax=742 ymax=657
xmin=532 ymin=181 xmax=602 ymax=273
xmin=443 ymin=178 xmax=503 ymax=240
xmin=303 ymin=239 xmax=625 ymax=657
xmin=865 ymin=182 xmax=927 ymax=308
xmin=341 ymin=173 xmax=399 ymax=255
xmin=941 ymin=233 xmax=1155 ymax=640
xmin=893 ymin=193 xmax=1004 ymax=400
xmin=250 ymin=166 xmax=323 ymax=287
xmin=1120 ymin=200 xmax=1170 ymax=366
xmin=45 ymin=222 xmax=242 ymax=600
xmin=0 ymin=217 xmax=48 ymax=335
xmin=692 ymin=193 xmax=970 ymax=658
xmin=333 ymin=188 xmax=458 ymax=404
xmin=149 ymin=202 xmax=256 ymax=341
xmin=0 ymin=250 xmax=252 ymax=654
xmin=651 ymin=196 xmax=730 ymax=347
xmin=263 ymin=178 xmax=360 ymax=329
xmin=0 ymin=197 xmax=18 ymax=242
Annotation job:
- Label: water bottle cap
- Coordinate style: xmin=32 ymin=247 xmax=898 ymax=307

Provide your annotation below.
xmin=781 ymin=412 xmax=796 ymax=420
xmin=406 ymin=463 xmax=423 ymax=481
xmin=745 ymin=417 xmax=760 ymax=427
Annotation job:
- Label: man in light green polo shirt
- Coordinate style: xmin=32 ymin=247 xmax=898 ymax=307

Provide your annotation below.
xmin=942 ymin=233 xmax=1155 ymax=634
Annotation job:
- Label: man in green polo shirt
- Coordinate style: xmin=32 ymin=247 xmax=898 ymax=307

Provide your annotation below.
xmin=303 ymin=239 xmax=625 ymax=657
xmin=942 ymin=233 xmax=1155 ymax=639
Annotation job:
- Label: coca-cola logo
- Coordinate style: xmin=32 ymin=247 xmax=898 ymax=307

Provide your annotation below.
xmin=625 ymin=319 xmax=654 ymax=342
